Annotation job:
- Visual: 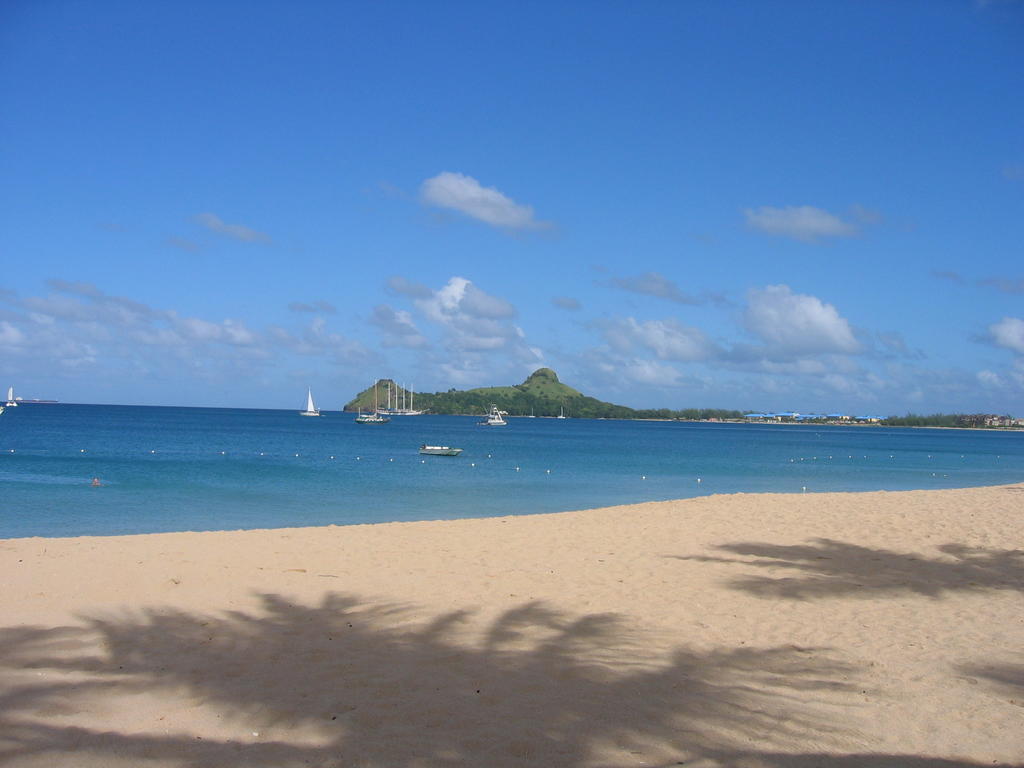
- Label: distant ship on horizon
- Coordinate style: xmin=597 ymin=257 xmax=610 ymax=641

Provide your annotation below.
xmin=6 ymin=386 xmax=58 ymax=405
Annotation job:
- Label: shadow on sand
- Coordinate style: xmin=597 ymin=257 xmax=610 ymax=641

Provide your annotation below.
xmin=0 ymin=593 xmax=1017 ymax=767
xmin=675 ymin=540 xmax=1024 ymax=600
xmin=956 ymin=658 xmax=1024 ymax=700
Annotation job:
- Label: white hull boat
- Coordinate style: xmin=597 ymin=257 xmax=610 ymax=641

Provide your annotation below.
xmin=356 ymin=380 xmax=390 ymax=423
xmin=419 ymin=445 xmax=463 ymax=456
xmin=478 ymin=404 xmax=507 ymax=426
xmin=299 ymin=388 xmax=321 ymax=417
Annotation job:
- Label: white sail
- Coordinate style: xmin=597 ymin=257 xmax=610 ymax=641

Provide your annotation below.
xmin=6 ymin=386 xmax=16 ymax=407
xmin=300 ymin=388 xmax=320 ymax=416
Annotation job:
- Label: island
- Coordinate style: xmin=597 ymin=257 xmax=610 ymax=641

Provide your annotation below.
xmin=344 ymin=368 xmax=744 ymax=421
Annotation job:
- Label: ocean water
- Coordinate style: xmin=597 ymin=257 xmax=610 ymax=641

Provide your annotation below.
xmin=1 ymin=404 xmax=1022 ymax=538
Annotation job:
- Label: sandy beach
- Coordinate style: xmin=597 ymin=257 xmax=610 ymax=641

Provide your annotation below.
xmin=1 ymin=484 xmax=1022 ymax=767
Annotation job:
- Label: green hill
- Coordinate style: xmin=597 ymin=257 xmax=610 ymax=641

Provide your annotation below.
xmin=344 ymin=368 xmax=744 ymax=420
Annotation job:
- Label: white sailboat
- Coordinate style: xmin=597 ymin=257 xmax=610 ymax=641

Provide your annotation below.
xmin=356 ymin=380 xmax=389 ymax=423
xmin=299 ymin=388 xmax=321 ymax=417
xmin=557 ymin=406 xmax=567 ymax=419
xmin=6 ymin=386 xmax=18 ymax=407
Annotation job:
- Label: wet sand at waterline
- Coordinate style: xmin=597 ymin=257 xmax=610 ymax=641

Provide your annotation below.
xmin=2 ymin=485 xmax=1022 ymax=767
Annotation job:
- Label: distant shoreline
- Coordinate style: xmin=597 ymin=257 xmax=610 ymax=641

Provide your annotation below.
xmin=13 ymin=402 xmax=1022 ymax=430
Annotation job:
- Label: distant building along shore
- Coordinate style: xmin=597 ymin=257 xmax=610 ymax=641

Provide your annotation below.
xmin=744 ymin=411 xmax=1024 ymax=428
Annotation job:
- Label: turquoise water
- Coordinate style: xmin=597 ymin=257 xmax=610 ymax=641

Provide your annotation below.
xmin=1 ymin=404 xmax=1022 ymax=538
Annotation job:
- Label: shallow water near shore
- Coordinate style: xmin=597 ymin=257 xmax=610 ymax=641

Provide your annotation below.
xmin=1 ymin=403 xmax=1022 ymax=538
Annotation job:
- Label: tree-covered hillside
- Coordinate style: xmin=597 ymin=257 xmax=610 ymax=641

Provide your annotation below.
xmin=344 ymin=368 xmax=744 ymax=420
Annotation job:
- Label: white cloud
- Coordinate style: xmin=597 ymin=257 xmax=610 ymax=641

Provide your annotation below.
xmin=420 ymin=172 xmax=548 ymax=230
xmin=398 ymin=277 xmax=542 ymax=380
xmin=876 ymin=331 xmax=923 ymax=360
xmin=744 ymin=206 xmax=856 ymax=242
xmin=386 ymin=275 xmax=433 ymax=298
xmin=270 ymin=317 xmax=371 ymax=364
xmin=416 ymin=276 xmax=515 ymax=326
xmin=603 ymin=317 xmax=716 ymax=362
xmin=459 ymin=283 xmax=516 ymax=319
xmin=0 ymin=282 xmax=373 ymax=390
xmin=1012 ymin=359 xmax=1024 ymax=388
xmin=27 ymin=281 xmax=159 ymax=328
xmin=0 ymin=320 xmax=25 ymax=347
xmin=977 ymin=369 xmax=1004 ymax=388
xmin=46 ymin=279 xmax=103 ymax=298
xmin=369 ymin=305 xmax=430 ymax=349
xmin=288 ymin=301 xmax=337 ymax=314
xmin=753 ymin=357 xmax=831 ymax=375
xmin=167 ymin=236 xmax=200 ymax=252
xmin=821 ymin=373 xmax=880 ymax=399
xmin=990 ymin=316 xmax=1024 ymax=354
xmin=618 ymin=359 xmax=684 ymax=386
xmin=611 ymin=272 xmax=702 ymax=305
xmin=743 ymin=285 xmax=860 ymax=355
xmin=174 ymin=316 xmax=258 ymax=346
xmin=980 ymin=277 xmax=1024 ymax=295
xmin=196 ymin=212 xmax=271 ymax=244
xmin=849 ymin=204 xmax=883 ymax=225
xmin=932 ymin=270 xmax=967 ymax=285
xmin=552 ymin=296 xmax=581 ymax=311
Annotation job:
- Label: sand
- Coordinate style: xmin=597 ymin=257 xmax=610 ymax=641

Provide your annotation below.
xmin=1 ymin=484 xmax=1022 ymax=767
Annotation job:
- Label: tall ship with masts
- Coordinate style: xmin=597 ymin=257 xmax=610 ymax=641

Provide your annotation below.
xmin=376 ymin=380 xmax=424 ymax=416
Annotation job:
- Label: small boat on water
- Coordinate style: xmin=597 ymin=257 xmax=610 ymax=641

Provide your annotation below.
xmin=299 ymin=388 xmax=321 ymax=417
xmin=356 ymin=380 xmax=390 ymax=423
xmin=478 ymin=404 xmax=507 ymax=426
xmin=419 ymin=445 xmax=463 ymax=456
xmin=355 ymin=411 xmax=389 ymax=424
xmin=6 ymin=387 xmax=18 ymax=407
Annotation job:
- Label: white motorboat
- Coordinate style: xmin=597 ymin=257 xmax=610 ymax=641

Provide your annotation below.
xmin=355 ymin=411 xmax=389 ymax=423
xmin=419 ymin=445 xmax=463 ymax=456
xmin=478 ymin=404 xmax=507 ymax=426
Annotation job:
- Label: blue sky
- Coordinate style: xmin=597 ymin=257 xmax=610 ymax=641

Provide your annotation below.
xmin=1 ymin=0 xmax=1022 ymax=413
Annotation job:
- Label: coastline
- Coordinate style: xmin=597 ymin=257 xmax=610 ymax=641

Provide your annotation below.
xmin=2 ymin=484 xmax=1022 ymax=766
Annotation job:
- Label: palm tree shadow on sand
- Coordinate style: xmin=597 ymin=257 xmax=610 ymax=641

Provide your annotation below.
xmin=955 ymin=658 xmax=1024 ymax=700
xmin=675 ymin=540 xmax=1024 ymax=600
xmin=0 ymin=594 xmax=1017 ymax=768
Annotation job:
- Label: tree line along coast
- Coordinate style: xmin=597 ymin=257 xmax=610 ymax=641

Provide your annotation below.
xmin=341 ymin=368 xmax=1022 ymax=429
